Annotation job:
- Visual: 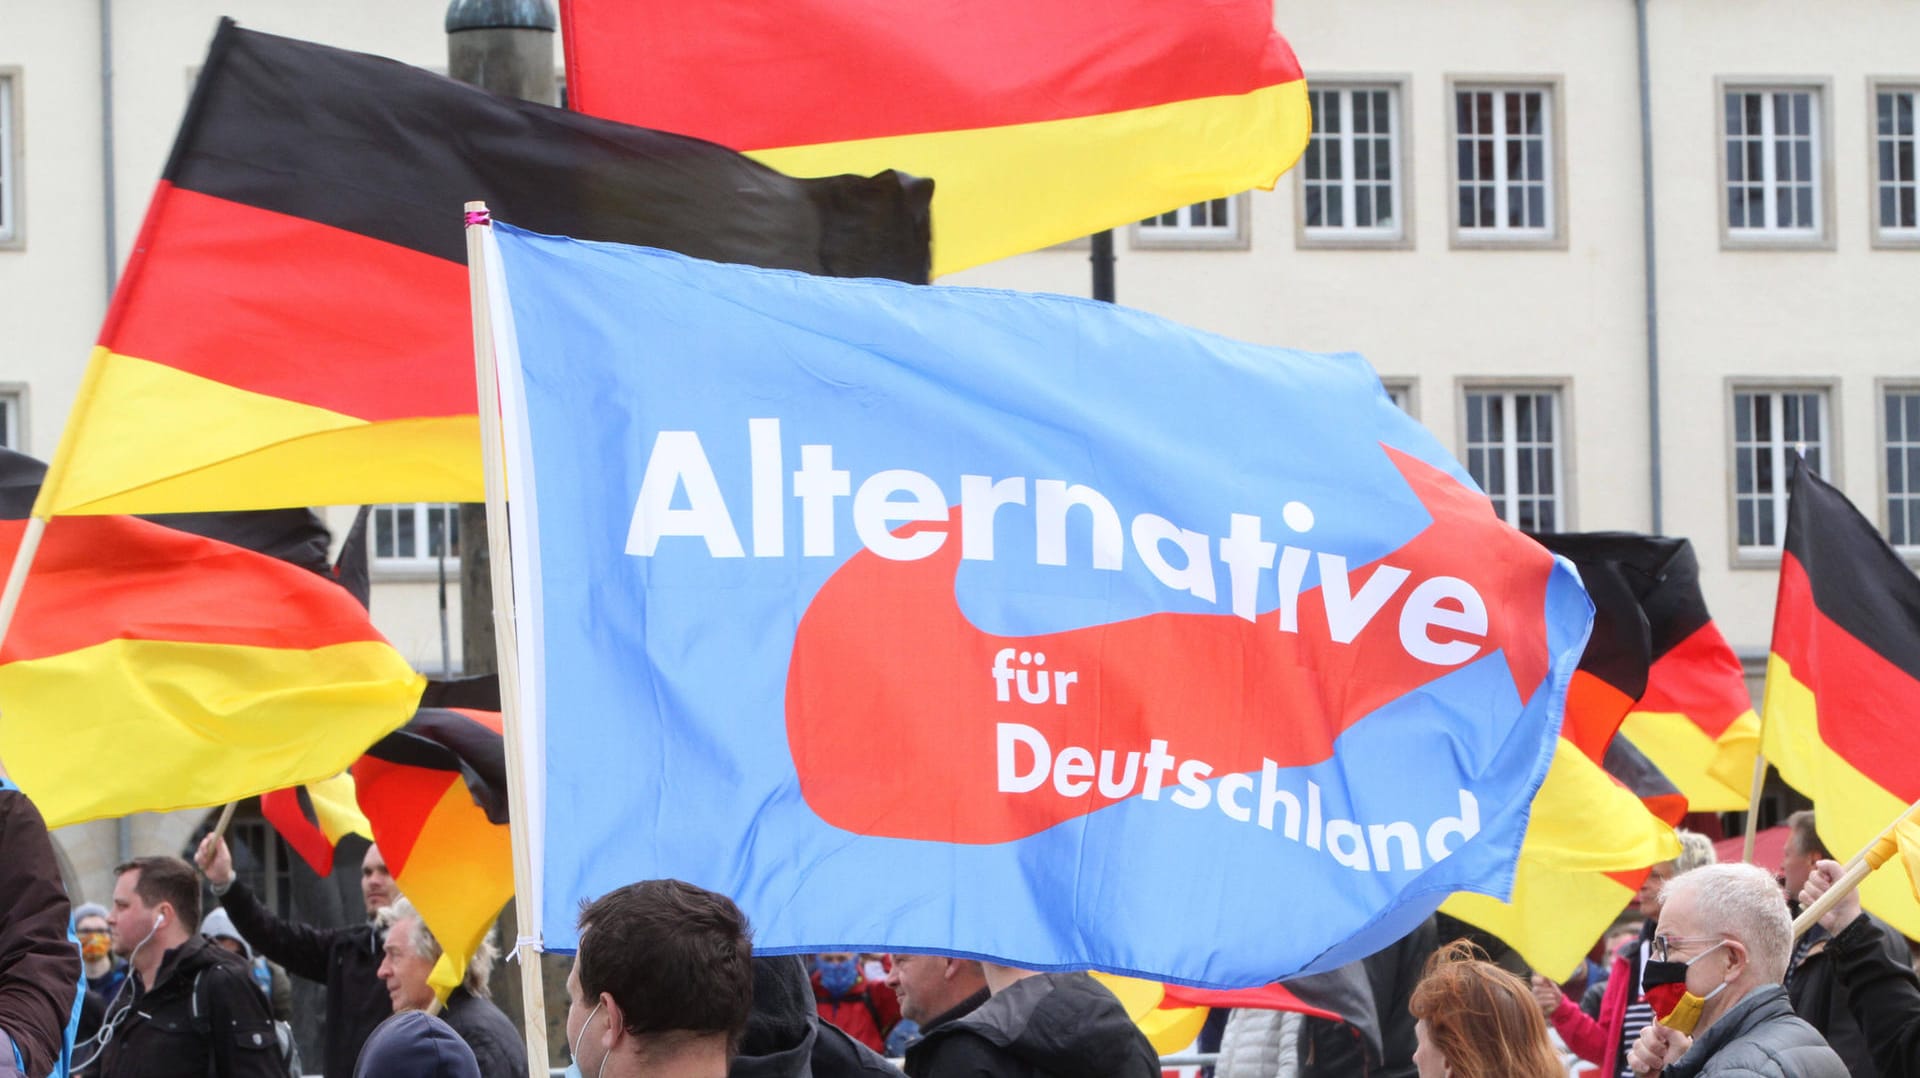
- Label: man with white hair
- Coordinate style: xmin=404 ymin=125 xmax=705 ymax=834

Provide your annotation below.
xmin=374 ymin=899 xmax=523 ymax=1078
xmin=1628 ymin=863 xmax=1845 ymax=1077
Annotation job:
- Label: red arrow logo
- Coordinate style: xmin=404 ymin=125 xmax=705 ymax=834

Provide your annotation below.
xmin=786 ymin=447 xmax=1557 ymax=843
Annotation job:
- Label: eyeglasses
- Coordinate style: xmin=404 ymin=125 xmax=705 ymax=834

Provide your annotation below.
xmin=1651 ymin=934 xmax=1725 ymax=962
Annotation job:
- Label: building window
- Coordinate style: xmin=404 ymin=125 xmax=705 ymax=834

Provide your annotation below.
xmin=1382 ymin=379 xmax=1415 ymax=416
xmin=1732 ymin=388 xmax=1828 ymax=552
xmin=1886 ymin=387 xmax=1920 ymax=550
xmin=372 ymin=503 xmax=460 ymax=565
xmin=1464 ymin=388 xmax=1563 ymax=532
xmin=1725 ymin=88 xmax=1822 ymax=239
xmin=1876 ymin=88 xmax=1918 ymax=241
xmin=229 ymin=817 xmax=297 ymax=918
xmin=1453 ymin=85 xmax=1555 ymax=242
xmin=1132 ymin=193 xmax=1248 ymax=249
xmin=0 ymin=391 xmax=19 ymax=450
xmin=0 ymin=74 xmax=16 ymax=245
xmin=1303 ymin=85 xmax=1403 ymax=241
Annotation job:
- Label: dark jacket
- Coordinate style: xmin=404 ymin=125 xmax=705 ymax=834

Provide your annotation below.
xmin=904 ymin=973 xmax=1157 ymax=1078
xmin=902 ymin=987 xmax=989 ymax=1078
xmin=734 ymin=957 xmax=903 ymax=1078
xmin=216 ymin=880 xmax=386 ymax=1078
xmin=1788 ymin=913 xmax=1906 ymax=1077
xmin=94 ymin=935 xmax=283 ymax=1078
xmin=1829 ymin=911 xmax=1920 ymax=1078
xmin=1299 ymin=914 xmax=1437 ymax=1078
xmin=1665 ymin=984 xmax=1848 ymax=1078
xmin=352 ymin=1012 xmax=479 ymax=1078
xmin=0 ymin=781 xmax=82 ymax=1078
xmin=439 ymin=989 xmax=526 ymax=1078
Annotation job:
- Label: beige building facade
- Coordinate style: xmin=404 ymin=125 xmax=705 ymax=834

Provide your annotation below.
xmin=3 ymin=0 xmax=1918 ymax=898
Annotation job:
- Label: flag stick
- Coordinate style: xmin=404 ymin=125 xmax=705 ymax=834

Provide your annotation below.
xmin=1791 ymin=796 xmax=1920 ymax=938
xmin=465 ymin=201 xmax=549 ymax=1076
xmin=208 ymin=802 xmax=238 ymax=846
xmin=1794 ymin=856 xmax=1876 ymax=939
xmin=1740 ymin=750 xmax=1767 ymax=864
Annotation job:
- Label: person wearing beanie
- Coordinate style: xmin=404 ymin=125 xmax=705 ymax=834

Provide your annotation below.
xmin=73 ymin=901 xmax=126 ymax=1006
xmin=201 ymin=909 xmax=295 ymax=1022
xmin=352 ymin=1012 xmax=481 ymax=1078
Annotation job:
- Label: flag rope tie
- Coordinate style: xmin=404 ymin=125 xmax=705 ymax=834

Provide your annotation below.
xmin=464 ymin=208 xmax=492 ymax=226
xmin=507 ymin=935 xmax=540 ymax=962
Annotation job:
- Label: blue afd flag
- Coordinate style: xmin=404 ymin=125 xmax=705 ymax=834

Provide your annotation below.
xmin=487 ymin=222 xmax=1592 ymax=986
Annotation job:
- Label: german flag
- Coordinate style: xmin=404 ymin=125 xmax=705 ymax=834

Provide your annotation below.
xmin=1440 ymin=739 xmax=1679 ymax=978
xmin=1764 ymin=461 xmax=1920 ymax=939
xmin=35 ymin=20 xmax=931 ymax=518
xmin=1528 ymin=533 xmax=1679 ymax=761
xmin=354 ymin=706 xmax=511 ymax=1002
xmin=559 ymin=0 xmax=1308 ymax=276
xmin=0 ymin=450 xmax=423 ymax=827
xmin=1616 ymin=544 xmax=1758 ymax=813
xmin=1530 ymin=533 xmax=1759 ymax=810
xmin=261 ymin=773 xmax=372 ymax=876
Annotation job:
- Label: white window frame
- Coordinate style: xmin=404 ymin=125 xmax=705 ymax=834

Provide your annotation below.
xmin=1448 ymin=78 xmax=1564 ymax=248
xmin=1129 ymin=192 xmax=1250 ymax=250
xmin=1718 ymin=80 xmax=1832 ymax=249
xmin=1870 ymin=81 xmax=1920 ymax=248
xmin=1298 ymin=80 xmax=1410 ymax=248
xmin=0 ymin=70 xmax=20 ymax=249
xmin=1880 ymin=380 xmax=1920 ymax=557
xmin=0 ymin=386 xmax=23 ymax=451
xmin=1728 ymin=381 xmax=1835 ymax=562
xmin=371 ymin=502 xmax=461 ymax=570
xmin=1381 ymin=377 xmax=1418 ymax=418
xmin=1458 ymin=383 xmax=1568 ymax=532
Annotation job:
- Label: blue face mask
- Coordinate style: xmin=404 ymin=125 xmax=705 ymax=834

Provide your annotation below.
xmin=818 ymin=958 xmax=861 ymax=997
xmin=564 ymin=1000 xmax=604 ymax=1078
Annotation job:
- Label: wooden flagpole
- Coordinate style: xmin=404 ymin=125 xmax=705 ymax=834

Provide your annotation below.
xmin=464 ymin=201 xmax=549 ymax=1075
xmin=1792 ymin=796 xmax=1920 ymax=939
xmin=1740 ymin=749 xmax=1767 ymax=864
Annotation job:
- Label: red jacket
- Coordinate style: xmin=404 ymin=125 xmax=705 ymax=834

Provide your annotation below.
xmin=811 ymin=971 xmax=901 ymax=1054
xmin=1550 ymin=937 xmax=1641 ymax=1070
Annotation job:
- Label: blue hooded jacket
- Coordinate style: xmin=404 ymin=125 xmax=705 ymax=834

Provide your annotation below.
xmin=352 ymin=1013 xmax=481 ymax=1078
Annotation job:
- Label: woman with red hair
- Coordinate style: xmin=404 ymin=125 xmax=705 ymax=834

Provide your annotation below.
xmin=1409 ymin=940 xmax=1563 ymax=1078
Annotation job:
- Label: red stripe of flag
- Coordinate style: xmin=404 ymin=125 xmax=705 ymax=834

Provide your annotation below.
xmin=103 ymin=184 xmax=471 ymax=422
xmin=1772 ymin=551 xmax=1920 ymax=798
xmin=560 ymin=0 xmax=1302 ymax=149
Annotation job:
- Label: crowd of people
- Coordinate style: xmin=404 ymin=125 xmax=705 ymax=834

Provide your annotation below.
xmin=10 ymin=766 xmax=1920 ymax=1078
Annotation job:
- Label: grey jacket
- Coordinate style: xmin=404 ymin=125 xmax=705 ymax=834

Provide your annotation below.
xmin=1666 ymin=985 xmax=1847 ymax=1078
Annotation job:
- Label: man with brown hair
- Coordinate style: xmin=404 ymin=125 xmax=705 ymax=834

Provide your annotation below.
xmin=92 ymin=856 xmax=282 ymax=1078
xmin=562 ymin=879 xmax=754 ymax=1078
xmin=1781 ymin=810 xmax=1906 ymax=1077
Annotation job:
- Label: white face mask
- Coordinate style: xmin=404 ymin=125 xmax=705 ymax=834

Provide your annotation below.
xmin=564 ymin=1000 xmax=606 ymax=1078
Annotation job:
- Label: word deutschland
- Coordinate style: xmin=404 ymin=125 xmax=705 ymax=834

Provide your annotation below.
xmin=628 ymin=419 xmax=1490 ymax=667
